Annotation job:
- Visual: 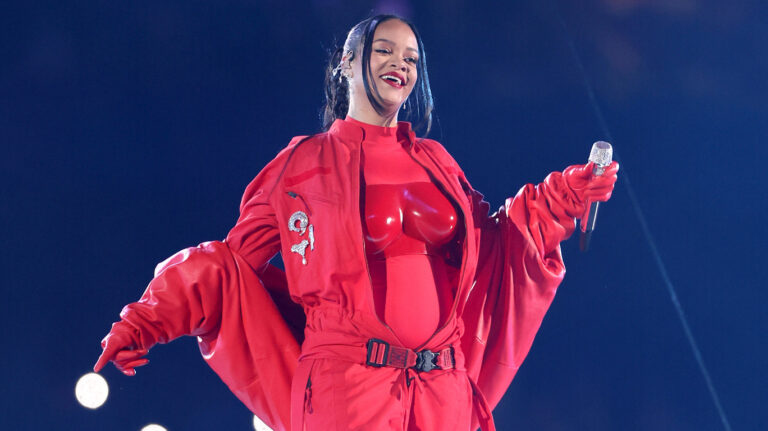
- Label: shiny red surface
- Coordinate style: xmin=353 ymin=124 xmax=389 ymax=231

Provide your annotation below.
xmin=95 ymin=117 xmax=618 ymax=431
xmin=363 ymin=182 xmax=458 ymax=257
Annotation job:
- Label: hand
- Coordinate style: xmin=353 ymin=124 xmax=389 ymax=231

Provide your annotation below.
xmin=93 ymin=323 xmax=149 ymax=376
xmin=563 ymin=161 xmax=619 ymax=219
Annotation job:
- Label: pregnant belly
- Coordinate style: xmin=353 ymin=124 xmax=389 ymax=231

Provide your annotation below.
xmin=368 ymin=254 xmax=454 ymax=349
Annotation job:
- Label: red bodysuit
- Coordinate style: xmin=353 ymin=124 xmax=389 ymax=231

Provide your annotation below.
xmin=351 ymin=116 xmax=460 ymax=348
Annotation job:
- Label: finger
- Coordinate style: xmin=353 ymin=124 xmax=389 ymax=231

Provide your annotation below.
xmin=117 ymin=366 xmax=137 ymax=377
xmin=588 ymin=176 xmax=617 ymax=191
xmin=112 ymin=353 xmax=143 ymax=365
xmin=116 ymin=358 xmax=149 ymax=370
xmin=585 ymin=181 xmax=615 ymax=193
xmin=585 ymin=191 xmax=613 ymax=202
xmin=586 ymin=184 xmax=616 ymax=196
xmin=93 ymin=355 xmax=107 ymax=373
xmin=114 ymin=349 xmax=148 ymax=361
xmin=587 ymin=186 xmax=615 ymax=197
xmin=564 ymin=164 xmax=589 ymax=182
xmin=576 ymin=162 xmax=595 ymax=179
xmin=581 ymin=199 xmax=592 ymax=222
xmin=94 ymin=343 xmax=120 ymax=372
xmin=596 ymin=163 xmax=618 ymax=178
xmin=584 ymin=187 xmax=614 ymax=199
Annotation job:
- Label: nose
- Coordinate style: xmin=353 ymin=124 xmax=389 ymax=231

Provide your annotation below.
xmin=391 ymin=58 xmax=407 ymax=71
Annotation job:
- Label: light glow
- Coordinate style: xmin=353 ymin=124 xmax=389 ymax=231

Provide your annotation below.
xmin=253 ymin=415 xmax=273 ymax=431
xmin=141 ymin=425 xmax=167 ymax=431
xmin=75 ymin=372 xmax=109 ymax=409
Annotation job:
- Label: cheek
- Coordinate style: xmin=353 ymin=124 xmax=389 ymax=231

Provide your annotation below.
xmin=407 ymin=77 xmax=417 ymax=94
xmin=409 ymin=71 xmax=418 ymax=88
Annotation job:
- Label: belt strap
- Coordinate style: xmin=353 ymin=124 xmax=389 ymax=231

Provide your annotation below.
xmin=366 ymin=338 xmax=455 ymax=372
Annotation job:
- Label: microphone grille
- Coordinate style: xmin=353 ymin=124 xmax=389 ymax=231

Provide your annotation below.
xmin=589 ymin=141 xmax=613 ymax=167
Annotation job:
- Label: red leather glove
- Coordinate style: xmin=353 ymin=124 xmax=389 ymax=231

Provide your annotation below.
xmin=562 ymin=161 xmax=619 ymax=221
xmin=93 ymin=321 xmax=150 ymax=376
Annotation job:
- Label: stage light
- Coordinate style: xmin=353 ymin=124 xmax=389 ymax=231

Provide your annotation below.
xmin=75 ymin=372 xmax=109 ymax=409
xmin=141 ymin=424 xmax=167 ymax=431
xmin=252 ymin=415 xmax=273 ymax=431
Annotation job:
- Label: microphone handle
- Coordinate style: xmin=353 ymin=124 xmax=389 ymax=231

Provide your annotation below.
xmin=579 ymin=201 xmax=599 ymax=252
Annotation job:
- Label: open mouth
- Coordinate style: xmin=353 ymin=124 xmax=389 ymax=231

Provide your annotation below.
xmin=380 ymin=72 xmax=405 ymax=89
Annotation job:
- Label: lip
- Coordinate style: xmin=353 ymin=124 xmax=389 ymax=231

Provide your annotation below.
xmin=379 ymin=71 xmax=406 ymax=89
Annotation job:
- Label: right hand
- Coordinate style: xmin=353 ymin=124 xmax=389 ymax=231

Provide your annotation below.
xmin=93 ymin=323 xmax=149 ymax=376
xmin=562 ymin=161 xmax=620 ymax=219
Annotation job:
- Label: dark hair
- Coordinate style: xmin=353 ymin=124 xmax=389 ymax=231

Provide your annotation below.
xmin=321 ymin=15 xmax=434 ymax=136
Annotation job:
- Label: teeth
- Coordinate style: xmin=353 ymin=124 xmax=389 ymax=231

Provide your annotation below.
xmin=382 ymin=75 xmax=402 ymax=85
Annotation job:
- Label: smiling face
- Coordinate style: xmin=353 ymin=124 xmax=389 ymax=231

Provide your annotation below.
xmin=345 ymin=18 xmax=419 ymax=125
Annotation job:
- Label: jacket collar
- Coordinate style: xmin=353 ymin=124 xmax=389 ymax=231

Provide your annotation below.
xmin=328 ymin=118 xmax=418 ymax=150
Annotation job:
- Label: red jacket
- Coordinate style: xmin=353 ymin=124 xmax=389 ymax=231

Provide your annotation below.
xmin=118 ymin=119 xmax=583 ymax=430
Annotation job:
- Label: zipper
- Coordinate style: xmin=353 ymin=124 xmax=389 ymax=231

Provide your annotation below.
xmin=287 ymin=191 xmax=312 ymax=216
xmin=402 ymin=368 xmax=416 ymax=429
xmin=304 ymin=375 xmax=313 ymax=414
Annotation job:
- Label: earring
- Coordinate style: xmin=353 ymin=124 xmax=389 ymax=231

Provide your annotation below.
xmin=402 ymin=98 xmax=408 ymax=110
xmin=338 ymin=67 xmax=352 ymax=83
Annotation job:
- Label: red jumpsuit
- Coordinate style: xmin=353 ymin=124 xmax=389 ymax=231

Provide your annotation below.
xmin=112 ymin=118 xmax=593 ymax=431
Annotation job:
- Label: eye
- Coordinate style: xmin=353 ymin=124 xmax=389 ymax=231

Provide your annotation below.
xmin=375 ymin=48 xmax=392 ymax=54
xmin=405 ymin=57 xmax=419 ymax=64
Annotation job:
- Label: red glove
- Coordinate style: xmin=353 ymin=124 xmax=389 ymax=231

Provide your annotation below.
xmin=562 ymin=161 xmax=619 ymax=221
xmin=93 ymin=321 xmax=149 ymax=376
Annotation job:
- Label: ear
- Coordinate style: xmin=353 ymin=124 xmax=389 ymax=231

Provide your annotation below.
xmin=341 ymin=50 xmax=355 ymax=67
xmin=340 ymin=51 xmax=354 ymax=79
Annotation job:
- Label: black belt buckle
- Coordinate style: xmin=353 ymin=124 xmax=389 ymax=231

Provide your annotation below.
xmin=415 ymin=349 xmax=439 ymax=372
xmin=366 ymin=338 xmax=390 ymax=367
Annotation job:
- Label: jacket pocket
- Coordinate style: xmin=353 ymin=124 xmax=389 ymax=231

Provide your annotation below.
xmin=301 ymin=359 xmax=340 ymax=430
xmin=286 ymin=189 xmax=339 ymax=214
xmin=304 ymin=376 xmax=313 ymax=414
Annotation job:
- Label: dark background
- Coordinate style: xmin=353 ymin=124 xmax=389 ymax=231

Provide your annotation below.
xmin=2 ymin=0 xmax=766 ymax=429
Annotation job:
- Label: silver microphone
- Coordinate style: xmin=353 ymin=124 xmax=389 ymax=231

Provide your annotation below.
xmin=580 ymin=141 xmax=613 ymax=251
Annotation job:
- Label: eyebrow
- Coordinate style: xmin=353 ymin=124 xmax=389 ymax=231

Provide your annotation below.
xmin=372 ymin=38 xmax=419 ymax=55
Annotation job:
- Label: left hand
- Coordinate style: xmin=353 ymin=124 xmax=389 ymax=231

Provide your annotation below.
xmin=562 ymin=161 xmax=619 ymax=219
xmin=94 ymin=322 xmax=149 ymax=376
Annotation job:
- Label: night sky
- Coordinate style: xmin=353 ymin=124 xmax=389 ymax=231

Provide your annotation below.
xmin=2 ymin=1 xmax=766 ymax=430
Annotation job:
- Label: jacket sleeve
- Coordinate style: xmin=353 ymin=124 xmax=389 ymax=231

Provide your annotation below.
xmin=115 ymin=149 xmax=300 ymax=431
xmin=462 ymin=170 xmax=583 ymax=413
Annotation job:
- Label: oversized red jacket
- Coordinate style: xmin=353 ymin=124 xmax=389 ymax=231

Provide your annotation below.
xmin=118 ymin=119 xmax=583 ymax=430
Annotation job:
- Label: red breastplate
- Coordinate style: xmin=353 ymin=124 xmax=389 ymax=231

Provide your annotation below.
xmin=363 ymin=182 xmax=458 ymax=259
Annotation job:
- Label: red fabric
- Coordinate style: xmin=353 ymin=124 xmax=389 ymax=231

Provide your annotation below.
xmin=355 ymin=116 xmax=459 ymax=349
xmin=110 ymin=118 xmax=594 ymax=431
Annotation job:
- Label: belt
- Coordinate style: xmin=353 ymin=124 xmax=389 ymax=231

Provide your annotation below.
xmin=365 ymin=338 xmax=455 ymax=372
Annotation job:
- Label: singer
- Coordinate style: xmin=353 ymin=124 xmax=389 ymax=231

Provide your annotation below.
xmin=94 ymin=14 xmax=618 ymax=431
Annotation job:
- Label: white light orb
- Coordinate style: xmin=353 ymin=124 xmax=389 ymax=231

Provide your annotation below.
xmin=141 ymin=425 xmax=167 ymax=431
xmin=253 ymin=415 xmax=273 ymax=431
xmin=75 ymin=372 xmax=109 ymax=409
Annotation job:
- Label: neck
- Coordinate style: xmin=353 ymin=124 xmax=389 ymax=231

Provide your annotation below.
xmin=347 ymin=93 xmax=399 ymax=127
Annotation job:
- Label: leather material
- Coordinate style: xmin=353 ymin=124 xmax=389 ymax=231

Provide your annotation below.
xmin=363 ymin=182 xmax=459 ymax=256
xmin=95 ymin=117 xmax=617 ymax=431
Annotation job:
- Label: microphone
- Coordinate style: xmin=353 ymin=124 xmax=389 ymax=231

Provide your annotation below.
xmin=579 ymin=141 xmax=613 ymax=252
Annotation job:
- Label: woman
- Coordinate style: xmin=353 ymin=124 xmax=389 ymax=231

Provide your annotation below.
xmin=94 ymin=15 xmax=618 ymax=431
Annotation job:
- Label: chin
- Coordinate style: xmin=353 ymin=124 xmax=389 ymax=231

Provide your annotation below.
xmin=372 ymin=99 xmax=402 ymax=115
